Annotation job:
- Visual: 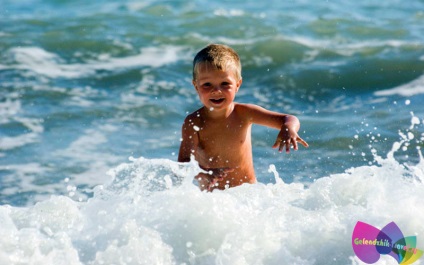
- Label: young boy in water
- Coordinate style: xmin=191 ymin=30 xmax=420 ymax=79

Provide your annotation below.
xmin=178 ymin=44 xmax=308 ymax=191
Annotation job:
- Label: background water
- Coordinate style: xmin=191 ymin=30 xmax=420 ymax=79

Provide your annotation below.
xmin=1 ymin=0 xmax=424 ymax=264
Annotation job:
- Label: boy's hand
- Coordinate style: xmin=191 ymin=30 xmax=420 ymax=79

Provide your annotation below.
xmin=196 ymin=168 xmax=234 ymax=191
xmin=272 ymin=126 xmax=309 ymax=153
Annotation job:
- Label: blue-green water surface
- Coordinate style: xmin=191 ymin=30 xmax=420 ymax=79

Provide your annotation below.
xmin=1 ymin=0 xmax=424 ymax=206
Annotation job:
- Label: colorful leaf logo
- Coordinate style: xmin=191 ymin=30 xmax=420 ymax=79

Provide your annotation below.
xmin=352 ymin=221 xmax=423 ymax=264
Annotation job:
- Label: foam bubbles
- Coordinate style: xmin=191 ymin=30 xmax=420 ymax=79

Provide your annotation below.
xmin=0 ymin=143 xmax=423 ymax=264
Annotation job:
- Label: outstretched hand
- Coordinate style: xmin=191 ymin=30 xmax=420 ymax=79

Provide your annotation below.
xmin=272 ymin=126 xmax=309 ymax=153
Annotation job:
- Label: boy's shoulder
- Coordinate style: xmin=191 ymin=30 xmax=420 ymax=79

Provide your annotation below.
xmin=234 ymin=102 xmax=264 ymax=114
xmin=185 ymin=107 xmax=203 ymax=119
xmin=183 ymin=107 xmax=203 ymax=126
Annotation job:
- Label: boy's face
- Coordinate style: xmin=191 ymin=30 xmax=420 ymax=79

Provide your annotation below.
xmin=192 ymin=63 xmax=242 ymax=111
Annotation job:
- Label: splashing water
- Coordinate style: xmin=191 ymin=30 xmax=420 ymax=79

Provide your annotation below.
xmin=1 ymin=117 xmax=423 ymax=265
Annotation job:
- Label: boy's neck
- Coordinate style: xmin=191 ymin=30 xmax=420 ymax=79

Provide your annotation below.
xmin=202 ymin=103 xmax=235 ymax=120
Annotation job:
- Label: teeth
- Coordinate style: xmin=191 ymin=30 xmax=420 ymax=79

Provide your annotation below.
xmin=209 ymin=98 xmax=225 ymax=105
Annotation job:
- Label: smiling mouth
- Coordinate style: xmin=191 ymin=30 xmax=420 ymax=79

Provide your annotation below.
xmin=210 ymin=98 xmax=225 ymax=104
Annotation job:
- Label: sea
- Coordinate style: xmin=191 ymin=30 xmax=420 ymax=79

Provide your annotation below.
xmin=1 ymin=0 xmax=424 ymax=264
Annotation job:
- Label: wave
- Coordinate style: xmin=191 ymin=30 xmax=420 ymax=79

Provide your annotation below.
xmin=1 ymin=46 xmax=189 ymax=79
xmin=0 ymin=92 xmax=44 ymax=152
xmin=1 ymin=134 xmax=423 ymax=264
xmin=375 ymin=74 xmax=424 ymax=97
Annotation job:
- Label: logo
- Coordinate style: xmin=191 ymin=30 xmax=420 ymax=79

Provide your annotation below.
xmin=352 ymin=221 xmax=423 ymax=264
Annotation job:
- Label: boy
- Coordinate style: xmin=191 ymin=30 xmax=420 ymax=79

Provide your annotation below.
xmin=178 ymin=44 xmax=308 ymax=191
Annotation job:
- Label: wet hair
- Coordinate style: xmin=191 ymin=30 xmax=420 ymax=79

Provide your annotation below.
xmin=192 ymin=44 xmax=242 ymax=81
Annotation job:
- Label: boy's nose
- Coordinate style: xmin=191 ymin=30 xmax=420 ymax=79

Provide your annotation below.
xmin=211 ymin=86 xmax=222 ymax=93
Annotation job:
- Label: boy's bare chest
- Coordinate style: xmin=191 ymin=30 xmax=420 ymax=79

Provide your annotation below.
xmin=197 ymin=118 xmax=250 ymax=150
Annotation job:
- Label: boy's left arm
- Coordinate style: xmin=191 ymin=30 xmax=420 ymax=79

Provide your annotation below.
xmin=272 ymin=115 xmax=309 ymax=153
xmin=241 ymin=104 xmax=309 ymax=153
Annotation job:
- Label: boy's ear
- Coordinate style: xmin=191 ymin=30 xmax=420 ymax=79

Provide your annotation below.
xmin=192 ymin=80 xmax=198 ymax=91
xmin=236 ymin=79 xmax=242 ymax=92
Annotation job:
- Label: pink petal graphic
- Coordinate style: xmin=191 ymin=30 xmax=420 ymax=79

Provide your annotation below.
xmin=352 ymin=221 xmax=383 ymax=264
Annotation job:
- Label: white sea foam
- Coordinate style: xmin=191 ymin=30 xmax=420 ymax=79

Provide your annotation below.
xmin=0 ymin=133 xmax=40 ymax=151
xmin=125 ymin=1 xmax=152 ymax=11
xmin=64 ymin=86 xmax=107 ymax=108
xmin=214 ymin=8 xmax=245 ymax=17
xmin=187 ymin=32 xmax=262 ymax=46
xmin=0 ymin=93 xmax=21 ymax=124
xmin=0 ymin=163 xmax=52 ymax=202
xmin=375 ymin=74 xmax=424 ymax=97
xmin=288 ymin=35 xmax=422 ymax=59
xmin=1 ymin=132 xmax=423 ymax=264
xmin=55 ymin=125 xmax=122 ymax=199
xmin=0 ymin=94 xmax=44 ymax=151
xmin=2 ymin=46 xmax=188 ymax=79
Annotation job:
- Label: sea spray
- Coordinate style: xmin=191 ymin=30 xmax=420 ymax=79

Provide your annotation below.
xmin=1 ymin=116 xmax=423 ymax=265
xmin=1 ymin=137 xmax=423 ymax=264
xmin=95 ymin=156 xmax=202 ymax=199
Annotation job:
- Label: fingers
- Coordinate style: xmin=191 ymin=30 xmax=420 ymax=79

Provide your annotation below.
xmin=273 ymin=137 xmax=308 ymax=153
xmin=204 ymin=167 xmax=234 ymax=191
xmin=222 ymin=168 xmax=235 ymax=173
xmin=292 ymin=138 xmax=298 ymax=151
xmin=272 ymin=138 xmax=291 ymax=153
xmin=272 ymin=139 xmax=280 ymax=149
xmin=280 ymin=140 xmax=288 ymax=153
xmin=208 ymin=178 xmax=218 ymax=191
xmin=298 ymin=137 xmax=309 ymax=148
xmin=283 ymin=142 xmax=289 ymax=153
xmin=274 ymin=139 xmax=290 ymax=153
xmin=214 ymin=168 xmax=233 ymax=178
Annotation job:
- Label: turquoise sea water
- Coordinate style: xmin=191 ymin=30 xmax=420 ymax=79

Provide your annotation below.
xmin=1 ymin=1 xmax=424 ymax=264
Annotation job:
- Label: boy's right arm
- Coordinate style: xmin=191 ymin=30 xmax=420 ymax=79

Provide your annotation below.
xmin=178 ymin=116 xmax=233 ymax=191
xmin=178 ymin=116 xmax=197 ymax=163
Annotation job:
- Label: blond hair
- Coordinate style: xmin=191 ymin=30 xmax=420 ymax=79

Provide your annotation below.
xmin=192 ymin=44 xmax=242 ymax=81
